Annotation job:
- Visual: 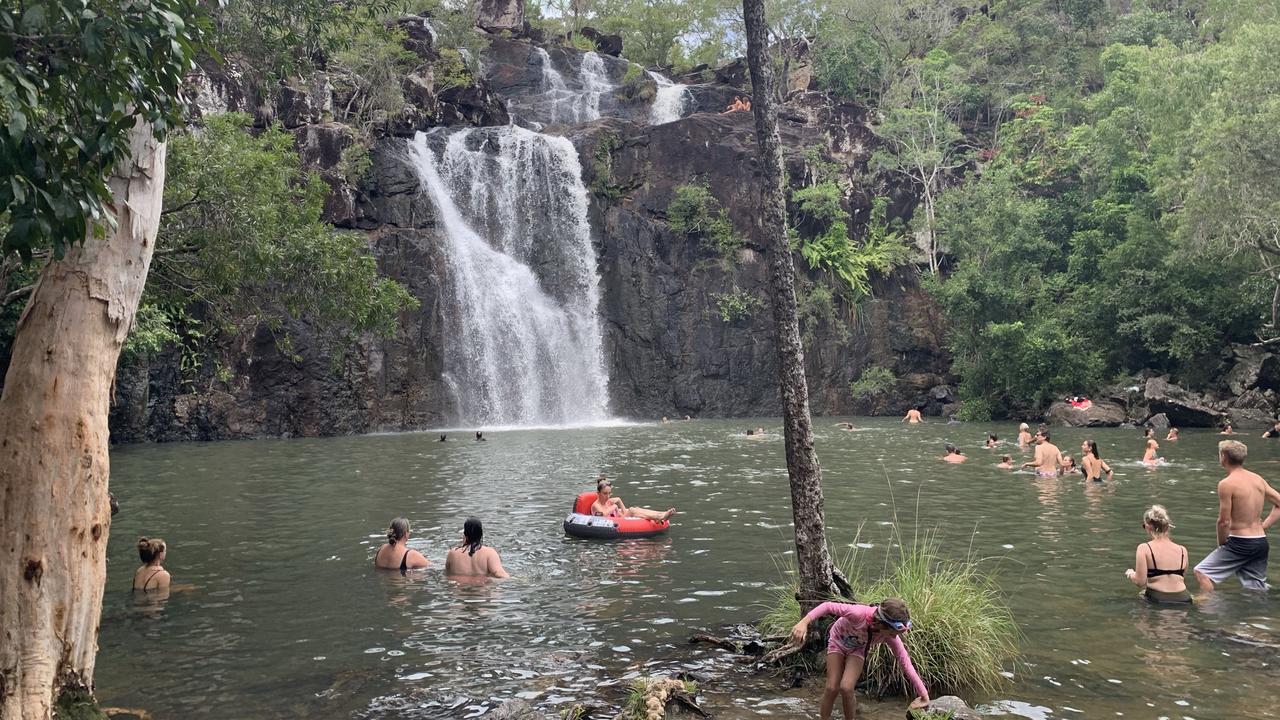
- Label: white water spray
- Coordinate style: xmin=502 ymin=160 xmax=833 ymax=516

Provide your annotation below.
xmin=647 ymin=70 xmax=691 ymax=124
xmin=407 ymin=128 xmax=611 ymax=426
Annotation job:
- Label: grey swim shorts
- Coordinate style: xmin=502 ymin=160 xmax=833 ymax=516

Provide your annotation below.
xmin=1195 ymin=536 xmax=1270 ymax=590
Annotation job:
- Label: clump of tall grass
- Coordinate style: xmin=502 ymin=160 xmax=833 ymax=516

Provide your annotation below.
xmin=757 ymin=526 xmax=1019 ymax=698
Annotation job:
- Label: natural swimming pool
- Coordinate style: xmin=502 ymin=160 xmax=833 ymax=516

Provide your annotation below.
xmin=97 ymin=419 xmax=1280 ymax=719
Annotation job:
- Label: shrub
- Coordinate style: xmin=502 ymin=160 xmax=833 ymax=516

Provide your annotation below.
xmin=850 ymin=366 xmax=896 ymax=399
xmin=668 ymin=182 xmax=743 ymax=256
xmin=712 ymin=286 xmax=762 ymax=323
xmin=759 ymin=528 xmax=1019 ymax=699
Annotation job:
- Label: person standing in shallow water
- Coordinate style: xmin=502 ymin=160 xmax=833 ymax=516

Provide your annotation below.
xmin=1125 ymin=505 xmax=1192 ymax=604
xmin=902 ymin=408 xmax=923 ymax=423
xmin=1081 ymin=440 xmax=1113 ymax=482
xmin=1021 ymin=429 xmax=1062 ymax=477
xmin=375 ymin=517 xmax=431 ymax=573
xmin=133 ymin=537 xmax=171 ymax=592
xmin=445 ymin=518 xmax=508 ymax=578
xmin=787 ymin=598 xmax=929 ymax=719
xmin=1016 ymin=423 xmax=1032 ymax=448
xmin=1194 ymin=440 xmax=1280 ymax=591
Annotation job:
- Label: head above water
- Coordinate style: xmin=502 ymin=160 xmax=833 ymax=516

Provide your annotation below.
xmin=988 ymin=433 xmax=998 ymax=441
xmin=462 ymin=517 xmax=483 ymax=555
xmin=387 ymin=517 xmax=410 ymax=544
xmin=945 ymin=443 xmax=958 ymax=454
xmin=1001 ymin=454 xmax=1012 ymax=463
xmin=1084 ymin=440 xmax=1101 ymax=458
xmin=1143 ymin=504 xmax=1173 ymax=534
xmin=1019 ymin=423 xmax=1030 ymax=432
xmin=137 ymin=537 xmax=166 ymax=564
xmin=1219 ymin=440 xmax=1247 ymax=467
xmin=597 ymin=475 xmax=612 ymax=493
xmin=1036 ymin=428 xmax=1051 ymax=442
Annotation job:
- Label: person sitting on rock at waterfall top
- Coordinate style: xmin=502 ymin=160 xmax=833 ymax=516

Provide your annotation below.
xmin=445 ymin=517 xmax=509 ymax=579
xmin=1021 ymin=428 xmax=1062 ymax=477
xmin=1193 ymin=440 xmax=1280 ymax=592
xmin=1167 ymin=427 xmax=1180 ymax=441
xmin=1125 ymin=504 xmax=1193 ymax=604
xmin=133 ymin=537 xmax=171 ymax=592
xmin=723 ymin=96 xmax=745 ymax=113
xmin=997 ymin=454 xmax=1015 ymax=469
xmin=902 ymin=407 xmax=923 ymax=423
xmin=375 ymin=517 xmax=431 ymax=573
xmin=1016 ymin=422 xmax=1032 ymax=448
xmin=591 ymin=475 xmax=674 ymax=521
xmin=942 ymin=443 xmax=966 ymax=463
xmin=1081 ymin=440 xmax=1114 ymax=482
xmin=787 ymin=598 xmax=930 ymax=719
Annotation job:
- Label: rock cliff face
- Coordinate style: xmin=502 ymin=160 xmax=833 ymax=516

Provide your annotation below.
xmin=106 ymin=31 xmax=952 ymax=443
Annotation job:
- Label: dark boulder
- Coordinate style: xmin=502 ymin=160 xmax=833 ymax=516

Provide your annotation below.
xmin=1228 ymin=408 xmax=1274 ymax=429
xmin=1224 ymin=345 xmax=1280 ymax=396
xmin=437 ymin=84 xmax=511 ymax=127
xmin=1145 ymin=412 xmax=1170 ymax=430
xmin=1143 ymin=376 xmax=1225 ymax=427
xmin=476 ymin=0 xmax=523 ymax=33
xmin=579 ymin=26 xmax=623 ymax=57
xmin=1045 ymin=400 xmax=1127 ymax=427
xmin=392 ymin=14 xmax=438 ymax=60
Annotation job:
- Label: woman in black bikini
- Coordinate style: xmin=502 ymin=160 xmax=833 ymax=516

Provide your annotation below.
xmin=133 ymin=537 xmax=171 ymax=592
xmin=1080 ymin=440 xmax=1113 ymax=482
xmin=374 ymin=517 xmax=431 ymax=574
xmin=1124 ymin=505 xmax=1191 ymax=604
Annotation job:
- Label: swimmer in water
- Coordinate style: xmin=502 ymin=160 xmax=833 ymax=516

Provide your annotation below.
xmin=1059 ymin=453 xmax=1080 ymax=475
xmin=133 ymin=537 xmax=171 ymax=592
xmin=1125 ymin=505 xmax=1192 ymax=604
xmin=1021 ymin=429 xmax=1062 ymax=477
xmin=1166 ymin=427 xmax=1180 ymax=441
xmin=1220 ymin=424 xmax=1236 ymax=435
xmin=997 ymin=455 xmax=1015 ymax=469
xmin=1081 ymin=440 xmax=1114 ymax=482
xmin=475 ymin=431 xmax=486 ymax=441
xmin=985 ymin=434 xmax=999 ymax=448
xmin=902 ymin=408 xmax=923 ymax=423
xmin=834 ymin=422 xmax=857 ymax=431
xmin=1142 ymin=436 xmax=1161 ymax=465
xmin=1263 ymin=421 xmax=1280 ymax=439
xmin=445 ymin=517 xmax=508 ymax=579
xmin=375 ymin=517 xmax=431 ymax=573
xmin=1016 ymin=423 xmax=1032 ymax=448
xmin=591 ymin=476 xmax=674 ymax=521
xmin=438 ymin=434 xmax=447 ymax=442
xmin=786 ymin=598 xmax=930 ymax=719
xmin=942 ymin=443 xmax=967 ymax=463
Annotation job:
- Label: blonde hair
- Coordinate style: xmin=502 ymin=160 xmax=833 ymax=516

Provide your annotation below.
xmin=1019 ymin=423 xmax=1029 ymax=431
xmin=1219 ymin=440 xmax=1248 ymax=466
xmin=137 ymin=537 xmax=166 ymax=564
xmin=1143 ymin=505 xmax=1172 ymax=533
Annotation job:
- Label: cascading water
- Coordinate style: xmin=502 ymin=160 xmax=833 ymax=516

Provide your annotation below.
xmin=407 ymin=128 xmax=611 ymax=426
xmin=522 ymin=47 xmax=616 ymax=125
xmin=574 ymin=52 xmax=613 ymax=122
xmin=647 ymin=70 xmax=691 ymax=124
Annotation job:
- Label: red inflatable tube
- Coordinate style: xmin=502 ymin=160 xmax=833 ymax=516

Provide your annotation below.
xmin=563 ymin=492 xmax=670 ymax=539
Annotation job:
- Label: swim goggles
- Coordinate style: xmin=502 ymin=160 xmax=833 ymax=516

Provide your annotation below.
xmin=875 ymin=607 xmax=911 ymax=632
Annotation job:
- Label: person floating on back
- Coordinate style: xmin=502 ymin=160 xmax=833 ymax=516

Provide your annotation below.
xmin=133 ymin=537 xmax=171 ymax=592
xmin=1125 ymin=505 xmax=1192 ymax=604
xmin=375 ymin=517 xmax=431 ymax=574
xmin=591 ymin=476 xmax=674 ymax=521
xmin=445 ymin=518 xmax=509 ymax=579
xmin=786 ymin=598 xmax=929 ymax=719
xmin=1194 ymin=440 xmax=1280 ymax=592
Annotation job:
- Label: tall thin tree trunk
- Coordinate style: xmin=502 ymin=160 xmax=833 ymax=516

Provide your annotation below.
xmin=742 ymin=0 xmax=846 ymax=615
xmin=0 ymin=120 xmax=166 ymax=719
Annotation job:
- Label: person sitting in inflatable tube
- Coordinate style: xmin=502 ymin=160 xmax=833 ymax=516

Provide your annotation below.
xmin=592 ymin=476 xmax=675 ymax=522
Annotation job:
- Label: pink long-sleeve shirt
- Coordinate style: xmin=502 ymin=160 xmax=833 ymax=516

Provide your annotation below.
xmin=803 ymin=602 xmax=929 ymax=699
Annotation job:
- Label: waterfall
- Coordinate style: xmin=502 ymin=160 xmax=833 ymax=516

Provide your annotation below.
xmin=647 ymin=71 xmax=691 ymax=124
xmin=407 ymin=128 xmax=611 ymax=427
xmin=523 ymin=47 xmax=616 ymax=125
xmin=575 ymin=52 xmax=612 ymax=122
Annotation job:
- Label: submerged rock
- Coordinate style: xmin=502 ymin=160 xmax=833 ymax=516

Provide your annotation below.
xmin=908 ymin=695 xmax=984 ymax=719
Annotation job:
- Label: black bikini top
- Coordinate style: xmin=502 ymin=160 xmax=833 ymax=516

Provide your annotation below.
xmin=1145 ymin=543 xmax=1186 ymax=578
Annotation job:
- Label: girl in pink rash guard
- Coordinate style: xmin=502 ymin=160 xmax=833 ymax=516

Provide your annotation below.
xmin=787 ymin=598 xmax=930 ymax=719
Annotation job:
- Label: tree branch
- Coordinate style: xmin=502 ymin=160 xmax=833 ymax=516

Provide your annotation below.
xmin=2 ymin=284 xmax=35 ymax=306
xmin=161 ymin=191 xmax=202 ymax=216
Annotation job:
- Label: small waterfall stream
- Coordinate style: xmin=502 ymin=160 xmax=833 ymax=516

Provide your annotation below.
xmin=647 ymin=71 xmax=691 ymax=124
xmin=408 ymin=128 xmax=610 ymax=426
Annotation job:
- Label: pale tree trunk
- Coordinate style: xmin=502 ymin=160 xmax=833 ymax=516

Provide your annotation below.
xmin=742 ymin=0 xmax=848 ymax=615
xmin=0 ymin=120 xmax=166 ymax=719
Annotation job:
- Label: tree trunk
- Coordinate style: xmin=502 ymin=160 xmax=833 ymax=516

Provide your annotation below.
xmin=0 ymin=120 xmax=166 ymax=719
xmin=742 ymin=0 xmax=845 ymax=615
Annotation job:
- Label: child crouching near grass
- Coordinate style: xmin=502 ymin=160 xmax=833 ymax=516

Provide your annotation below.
xmin=787 ymin=598 xmax=930 ymax=719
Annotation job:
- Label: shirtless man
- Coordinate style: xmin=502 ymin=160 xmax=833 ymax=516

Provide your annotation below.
xmin=1194 ymin=441 xmax=1280 ymax=591
xmin=942 ymin=444 xmax=966 ymax=463
xmin=1021 ymin=429 xmax=1062 ymax=478
xmin=902 ymin=408 xmax=923 ymax=424
xmin=591 ymin=476 xmax=674 ymax=521
xmin=444 ymin=518 xmax=508 ymax=579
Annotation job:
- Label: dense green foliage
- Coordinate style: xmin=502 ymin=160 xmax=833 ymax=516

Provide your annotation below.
xmin=712 ymin=285 xmax=762 ymax=323
xmin=667 ymin=182 xmax=743 ymax=256
xmin=134 ymin=113 xmax=416 ymax=361
xmin=849 ymin=365 xmax=895 ymax=399
xmin=760 ymin=527 xmax=1018 ymax=697
xmin=0 ymin=0 xmax=204 ymax=260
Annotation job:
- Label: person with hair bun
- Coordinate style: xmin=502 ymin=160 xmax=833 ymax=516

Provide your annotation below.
xmin=787 ymin=597 xmax=929 ymax=718
xmin=133 ymin=537 xmax=171 ymax=592
xmin=444 ymin=518 xmax=508 ymax=578
xmin=1125 ymin=505 xmax=1191 ymax=604
xmin=374 ymin=517 xmax=431 ymax=574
